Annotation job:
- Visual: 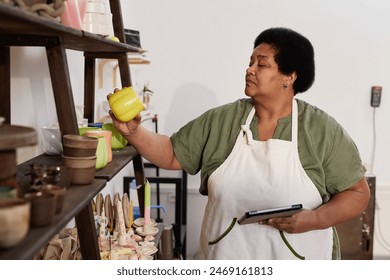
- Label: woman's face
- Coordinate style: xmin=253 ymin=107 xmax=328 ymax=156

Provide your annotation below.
xmin=245 ymin=43 xmax=286 ymax=99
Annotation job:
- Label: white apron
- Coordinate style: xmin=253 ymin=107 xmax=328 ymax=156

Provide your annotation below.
xmin=198 ymin=99 xmax=333 ymax=260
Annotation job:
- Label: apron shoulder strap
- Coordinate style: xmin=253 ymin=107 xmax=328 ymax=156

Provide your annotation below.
xmin=240 ymin=106 xmax=256 ymax=145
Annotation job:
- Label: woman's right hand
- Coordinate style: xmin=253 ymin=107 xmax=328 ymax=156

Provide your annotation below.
xmin=107 ymin=89 xmax=142 ymax=137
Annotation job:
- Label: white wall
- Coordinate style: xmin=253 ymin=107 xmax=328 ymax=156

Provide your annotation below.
xmin=8 ymin=0 xmax=390 ymax=259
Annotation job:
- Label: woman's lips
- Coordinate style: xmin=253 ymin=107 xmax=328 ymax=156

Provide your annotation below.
xmin=246 ymin=79 xmax=255 ymax=85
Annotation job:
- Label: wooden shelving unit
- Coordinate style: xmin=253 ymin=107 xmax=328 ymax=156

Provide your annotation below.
xmin=0 ymin=1 xmax=147 ymax=259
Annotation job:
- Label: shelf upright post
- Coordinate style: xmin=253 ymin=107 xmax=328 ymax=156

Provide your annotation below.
xmin=45 ymin=40 xmax=79 ymax=135
xmin=46 ymin=39 xmax=100 ymax=260
xmin=109 ymin=0 xmax=145 ymax=212
xmin=84 ymin=55 xmax=96 ymax=123
xmin=0 ymin=45 xmax=10 ymax=124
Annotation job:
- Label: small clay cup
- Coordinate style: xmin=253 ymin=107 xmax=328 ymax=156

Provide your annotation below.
xmin=0 ymin=199 xmax=30 ymax=248
xmin=24 ymin=192 xmax=56 ymax=227
xmin=62 ymin=155 xmax=97 ymax=185
xmin=62 ymin=134 xmax=98 ymax=157
xmin=43 ymin=184 xmax=66 ymax=214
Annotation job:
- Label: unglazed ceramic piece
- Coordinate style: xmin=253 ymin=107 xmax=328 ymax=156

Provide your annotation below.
xmin=133 ymin=217 xmax=157 ymax=228
xmin=135 ymin=226 xmax=158 ymax=237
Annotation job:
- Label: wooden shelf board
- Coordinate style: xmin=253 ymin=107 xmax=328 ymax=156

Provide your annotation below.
xmin=0 ymin=3 xmax=141 ymax=53
xmin=95 ymin=145 xmax=138 ymax=180
xmin=0 ymin=178 xmax=106 ymax=260
xmin=0 ymin=145 xmax=138 ymax=259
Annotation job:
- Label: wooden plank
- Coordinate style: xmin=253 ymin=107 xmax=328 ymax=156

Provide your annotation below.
xmin=0 ymin=45 xmax=10 ymax=123
xmin=75 ymin=202 xmax=100 ymax=260
xmin=109 ymin=0 xmax=126 ymax=44
xmin=45 ymin=41 xmax=79 ymax=136
xmin=0 ymin=3 xmax=141 ymax=53
xmin=118 ymin=52 xmax=132 ymax=87
xmin=133 ymin=154 xmax=145 ymax=217
xmin=84 ymin=56 xmax=96 ymax=123
xmin=95 ymin=145 xmax=138 ymax=180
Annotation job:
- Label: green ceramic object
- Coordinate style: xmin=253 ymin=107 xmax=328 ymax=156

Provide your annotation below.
xmin=102 ymin=123 xmax=128 ymax=150
xmin=87 ymin=136 xmax=108 ymax=170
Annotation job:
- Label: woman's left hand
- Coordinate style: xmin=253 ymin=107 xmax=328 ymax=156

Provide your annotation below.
xmin=258 ymin=209 xmax=319 ymax=233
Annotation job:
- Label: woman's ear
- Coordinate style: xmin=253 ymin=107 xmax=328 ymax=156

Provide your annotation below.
xmin=283 ymin=72 xmax=297 ymax=87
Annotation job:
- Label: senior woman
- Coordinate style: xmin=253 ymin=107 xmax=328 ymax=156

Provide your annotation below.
xmin=108 ymin=27 xmax=370 ymax=260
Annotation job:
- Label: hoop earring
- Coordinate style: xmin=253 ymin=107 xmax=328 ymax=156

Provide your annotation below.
xmin=283 ymin=83 xmax=288 ymax=89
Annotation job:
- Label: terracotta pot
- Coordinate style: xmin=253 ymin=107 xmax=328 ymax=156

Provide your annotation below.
xmin=0 ymin=199 xmax=30 ymax=248
xmin=62 ymin=155 xmax=97 ymax=185
xmin=43 ymin=184 xmax=67 ymax=214
xmin=24 ymin=192 xmax=56 ymax=227
xmin=62 ymin=134 xmax=98 ymax=157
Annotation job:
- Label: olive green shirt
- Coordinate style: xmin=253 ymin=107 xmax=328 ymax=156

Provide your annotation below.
xmin=171 ymin=98 xmax=366 ymax=259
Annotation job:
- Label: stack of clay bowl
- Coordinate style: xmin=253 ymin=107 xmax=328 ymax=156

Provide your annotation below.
xmin=0 ymin=123 xmax=37 ymax=248
xmin=62 ymin=134 xmax=98 ymax=185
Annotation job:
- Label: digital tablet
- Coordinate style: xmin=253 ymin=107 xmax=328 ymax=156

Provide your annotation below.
xmin=237 ymin=204 xmax=303 ymax=225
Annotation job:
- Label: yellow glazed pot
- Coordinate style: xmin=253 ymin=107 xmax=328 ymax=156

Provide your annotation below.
xmin=108 ymin=87 xmax=144 ymax=122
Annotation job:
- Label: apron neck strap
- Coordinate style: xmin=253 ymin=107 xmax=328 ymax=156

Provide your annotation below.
xmin=241 ymin=98 xmax=298 ymax=145
xmin=241 ymin=106 xmax=256 ymax=145
xmin=291 ymin=98 xmax=298 ymax=144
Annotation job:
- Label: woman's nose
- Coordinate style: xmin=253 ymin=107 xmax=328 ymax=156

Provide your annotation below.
xmin=246 ymin=67 xmax=255 ymax=75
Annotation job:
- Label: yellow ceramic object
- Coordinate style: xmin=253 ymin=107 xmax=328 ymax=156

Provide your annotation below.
xmin=108 ymin=87 xmax=144 ymax=122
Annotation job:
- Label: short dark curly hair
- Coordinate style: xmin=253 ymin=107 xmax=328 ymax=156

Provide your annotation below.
xmin=254 ymin=27 xmax=315 ymax=94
